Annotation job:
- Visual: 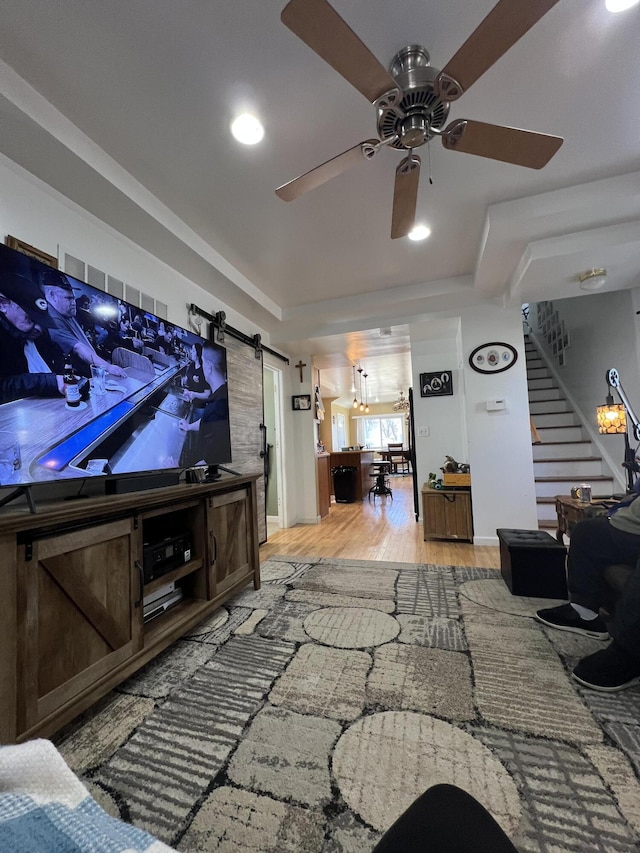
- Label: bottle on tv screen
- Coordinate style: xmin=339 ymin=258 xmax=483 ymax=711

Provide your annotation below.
xmin=0 ymin=241 xmax=231 ymax=488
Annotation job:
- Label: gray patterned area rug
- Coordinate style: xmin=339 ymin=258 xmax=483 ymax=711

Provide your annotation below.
xmin=54 ymin=557 xmax=640 ymax=852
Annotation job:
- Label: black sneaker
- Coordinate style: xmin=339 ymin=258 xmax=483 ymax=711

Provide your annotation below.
xmin=535 ymin=603 xmax=609 ymax=640
xmin=573 ymin=642 xmax=640 ymax=692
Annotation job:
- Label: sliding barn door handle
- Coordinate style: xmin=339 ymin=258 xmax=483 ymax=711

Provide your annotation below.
xmin=210 ymin=531 xmax=217 ymax=566
xmin=134 ymin=560 xmax=144 ymax=606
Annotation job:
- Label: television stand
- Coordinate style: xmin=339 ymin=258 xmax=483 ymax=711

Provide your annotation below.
xmin=0 ymin=474 xmax=261 ymax=744
xmin=0 ymin=485 xmax=36 ymax=514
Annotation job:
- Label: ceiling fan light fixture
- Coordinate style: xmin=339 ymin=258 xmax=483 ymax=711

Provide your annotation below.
xmin=578 ymin=268 xmax=607 ymax=291
xmin=230 ymin=113 xmax=264 ymax=145
xmin=605 ymin=0 xmax=639 ymax=12
xmin=408 ymin=224 xmax=431 ymax=241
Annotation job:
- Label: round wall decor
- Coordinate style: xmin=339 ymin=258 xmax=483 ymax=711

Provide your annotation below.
xmin=469 ymin=341 xmax=518 ymax=374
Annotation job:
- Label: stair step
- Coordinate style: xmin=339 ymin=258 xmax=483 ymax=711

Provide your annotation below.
xmin=529 ymin=399 xmax=570 ymax=414
xmin=536 ymin=425 xmax=584 ymax=442
xmin=533 ymin=458 xmax=604 ymax=477
xmin=533 ymin=442 xmax=594 ymax=460
xmin=527 ymin=366 xmax=551 ymax=379
xmin=535 ymin=476 xmax=615 ymax=498
xmin=536 ymin=476 xmax=612 ymax=483
xmin=533 ymin=412 xmax=577 ymax=428
xmin=529 ymin=388 xmax=563 ymax=401
xmin=528 ymin=377 xmax=560 ymax=391
xmin=534 ymin=455 xmax=602 ymax=463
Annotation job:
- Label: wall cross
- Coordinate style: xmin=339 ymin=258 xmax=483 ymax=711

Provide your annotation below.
xmin=295 ymin=360 xmax=307 ymax=382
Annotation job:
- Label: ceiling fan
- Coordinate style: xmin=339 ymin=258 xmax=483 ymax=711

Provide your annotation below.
xmin=275 ymin=0 xmax=564 ymax=239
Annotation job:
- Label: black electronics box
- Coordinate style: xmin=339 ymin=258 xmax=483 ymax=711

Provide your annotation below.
xmin=143 ymin=531 xmax=193 ymax=583
xmin=106 ymin=471 xmax=180 ymax=495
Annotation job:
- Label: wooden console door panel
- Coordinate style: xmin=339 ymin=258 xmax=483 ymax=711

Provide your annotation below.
xmin=422 ymin=489 xmax=473 ymax=542
xmin=207 ymin=488 xmax=255 ymax=596
xmin=16 ymin=518 xmax=140 ymax=733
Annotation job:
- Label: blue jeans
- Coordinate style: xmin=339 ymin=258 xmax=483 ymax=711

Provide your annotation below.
xmin=568 ymin=516 xmax=640 ymax=655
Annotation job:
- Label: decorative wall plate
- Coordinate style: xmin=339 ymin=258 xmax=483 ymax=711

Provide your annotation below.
xmin=469 ymin=342 xmax=518 ymax=374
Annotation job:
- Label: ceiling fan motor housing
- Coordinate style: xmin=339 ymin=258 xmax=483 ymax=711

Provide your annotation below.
xmin=378 ymin=45 xmax=450 ymax=150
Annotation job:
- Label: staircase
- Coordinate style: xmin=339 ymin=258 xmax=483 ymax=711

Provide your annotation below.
xmin=526 ymin=336 xmax=616 ymax=530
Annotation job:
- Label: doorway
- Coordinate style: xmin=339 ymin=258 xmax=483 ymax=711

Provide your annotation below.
xmin=263 ymin=363 xmax=285 ymax=533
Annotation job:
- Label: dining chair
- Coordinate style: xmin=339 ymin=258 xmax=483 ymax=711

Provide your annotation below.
xmin=387 ymin=442 xmax=409 ymax=475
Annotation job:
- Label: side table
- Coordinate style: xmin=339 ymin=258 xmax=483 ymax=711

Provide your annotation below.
xmin=554 ymin=495 xmax=612 ymax=543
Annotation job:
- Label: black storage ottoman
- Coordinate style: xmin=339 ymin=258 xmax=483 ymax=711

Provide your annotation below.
xmin=497 ymin=528 xmax=568 ymax=598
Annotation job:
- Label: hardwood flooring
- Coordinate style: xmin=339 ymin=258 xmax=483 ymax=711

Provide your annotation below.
xmin=260 ymin=474 xmax=500 ymax=569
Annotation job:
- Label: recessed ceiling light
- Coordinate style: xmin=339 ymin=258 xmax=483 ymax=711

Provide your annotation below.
xmin=408 ymin=224 xmax=431 ymax=241
xmin=230 ymin=113 xmax=264 ymax=145
xmin=605 ymin=0 xmax=639 ymax=11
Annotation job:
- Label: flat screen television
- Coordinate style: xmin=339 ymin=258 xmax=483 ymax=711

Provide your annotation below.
xmin=0 ymin=241 xmax=231 ymax=491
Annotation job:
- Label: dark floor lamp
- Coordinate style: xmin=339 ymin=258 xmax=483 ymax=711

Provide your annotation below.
xmin=596 ymin=368 xmax=640 ymax=493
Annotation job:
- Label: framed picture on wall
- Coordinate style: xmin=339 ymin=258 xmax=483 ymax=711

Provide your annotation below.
xmin=5 ymin=235 xmax=58 ymax=268
xmin=292 ymin=394 xmax=312 ymax=411
xmin=420 ymin=371 xmax=453 ymax=397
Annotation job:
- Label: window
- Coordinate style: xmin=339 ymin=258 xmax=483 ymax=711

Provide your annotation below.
xmin=357 ymin=415 xmax=405 ymax=449
xmin=335 ymin=413 xmax=346 ymax=451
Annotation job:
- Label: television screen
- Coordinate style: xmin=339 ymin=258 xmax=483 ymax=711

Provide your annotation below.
xmin=0 ymin=242 xmax=231 ymax=488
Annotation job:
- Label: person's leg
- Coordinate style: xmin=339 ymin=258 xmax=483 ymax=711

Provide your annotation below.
xmin=565 ymin=517 xmax=640 ymax=610
xmin=572 ymin=558 xmax=640 ymax=691
xmin=372 ymin=784 xmax=517 ymax=853
xmin=536 ymin=517 xmax=640 ymax=639
xmin=609 ymin=558 xmax=640 ymax=653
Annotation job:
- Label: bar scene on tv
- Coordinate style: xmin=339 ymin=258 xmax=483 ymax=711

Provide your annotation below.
xmin=0 ymin=242 xmax=231 ymax=488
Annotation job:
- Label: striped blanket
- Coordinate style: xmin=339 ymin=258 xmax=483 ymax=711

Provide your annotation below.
xmin=0 ymin=739 xmax=175 ymax=852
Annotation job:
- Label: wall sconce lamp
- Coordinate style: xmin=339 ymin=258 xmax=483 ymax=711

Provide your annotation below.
xmin=578 ymin=268 xmax=607 ymax=291
xmin=597 ymin=368 xmax=640 ymax=492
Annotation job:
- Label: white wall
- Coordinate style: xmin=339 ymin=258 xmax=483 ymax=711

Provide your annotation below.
xmin=461 ymin=305 xmax=538 ymax=544
xmin=1 ymin=154 xmax=539 ymax=538
xmin=532 ymin=289 xmax=640 ymax=491
xmin=410 ymin=318 xmax=466 ymax=489
xmin=289 ymin=353 xmax=320 ymax=524
xmin=0 ymin=155 xmax=264 ymax=338
xmin=410 ymin=307 xmax=538 ymax=545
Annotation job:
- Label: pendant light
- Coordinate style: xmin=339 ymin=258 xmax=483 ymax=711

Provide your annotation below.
xmin=352 ymin=365 xmax=358 ymax=409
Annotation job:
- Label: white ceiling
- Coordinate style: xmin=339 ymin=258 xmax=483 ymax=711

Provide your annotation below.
xmin=0 ymin=0 xmax=639 ymax=405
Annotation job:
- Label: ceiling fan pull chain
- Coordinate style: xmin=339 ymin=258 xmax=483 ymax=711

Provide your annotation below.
xmin=428 ymin=139 xmax=433 ymax=185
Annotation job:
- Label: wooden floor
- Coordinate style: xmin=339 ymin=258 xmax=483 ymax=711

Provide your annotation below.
xmin=260 ymin=474 xmax=500 ymax=569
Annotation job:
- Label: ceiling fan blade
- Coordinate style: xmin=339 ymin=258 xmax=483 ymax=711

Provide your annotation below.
xmin=436 ymin=0 xmax=561 ymax=100
xmin=276 ymin=139 xmax=380 ymax=201
xmin=281 ymin=0 xmax=398 ymax=104
xmin=442 ymin=119 xmax=563 ymax=169
xmin=391 ymin=155 xmax=421 ymax=240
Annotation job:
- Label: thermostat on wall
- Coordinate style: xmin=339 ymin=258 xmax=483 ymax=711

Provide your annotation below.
xmin=486 ymin=399 xmax=507 ymax=411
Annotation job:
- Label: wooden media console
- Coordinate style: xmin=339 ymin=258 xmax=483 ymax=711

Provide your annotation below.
xmin=0 ymin=475 xmax=260 ymax=744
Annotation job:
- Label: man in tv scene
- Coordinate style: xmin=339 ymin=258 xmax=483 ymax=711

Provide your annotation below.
xmin=178 ymin=343 xmax=228 ymax=466
xmin=40 ymin=269 xmax=126 ymax=378
xmin=0 ymin=272 xmax=67 ymax=404
xmin=181 ymin=342 xmax=211 ymax=418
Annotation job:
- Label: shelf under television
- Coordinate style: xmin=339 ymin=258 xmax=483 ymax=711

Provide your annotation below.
xmin=143 ymin=597 xmax=210 ymax=644
xmin=143 ymin=558 xmax=204 ymax=596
